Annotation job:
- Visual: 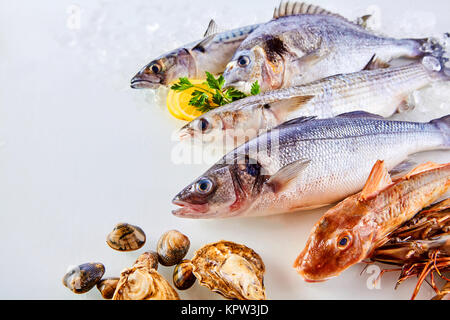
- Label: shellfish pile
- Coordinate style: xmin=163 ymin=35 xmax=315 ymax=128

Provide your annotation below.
xmin=63 ymin=223 xmax=266 ymax=300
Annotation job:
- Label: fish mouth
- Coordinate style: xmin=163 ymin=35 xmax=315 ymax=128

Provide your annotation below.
xmin=178 ymin=126 xmax=193 ymax=141
xmin=223 ymin=80 xmax=244 ymax=89
xmin=130 ymin=80 xmax=161 ymax=89
xmin=302 ymin=277 xmax=328 ymax=283
xmin=130 ymin=74 xmax=162 ymax=89
xmin=295 ymin=267 xmax=332 ymax=283
xmin=171 ymin=199 xmax=210 ymax=218
xmin=223 ymin=80 xmax=250 ymax=94
xmin=294 ymin=254 xmax=335 ymax=282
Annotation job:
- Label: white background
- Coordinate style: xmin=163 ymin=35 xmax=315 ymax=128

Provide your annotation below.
xmin=0 ymin=0 xmax=449 ymax=299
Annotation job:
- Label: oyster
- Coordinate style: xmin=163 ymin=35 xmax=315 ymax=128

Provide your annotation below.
xmin=191 ymin=241 xmax=266 ymax=300
xmin=106 ymin=223 xmax=146 ymax=251
xmin=97 ymin=277 xmax=119 ymax=299
xmin=135 ymin=251 xmax=159 ymax=270
xmin=173 ymin=260 xmax=196 ymax=290
xmin=157 ymin=230 xmax=190 ymax=266
xmin=62 ymin=262 xmax=105 ymax=294
xmin=112 ymin=265 xmax=179 ymax=300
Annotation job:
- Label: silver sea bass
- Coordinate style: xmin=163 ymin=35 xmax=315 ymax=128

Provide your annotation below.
xmin=179 ymin=55 xmax=450 ymax=144
xmin=131 ymin=19 xmax=260 ymax=89
xmin=223 ymin=1 xmax=440 ymax=93
xmin=172 ymin=113 xmax=450 ymax=219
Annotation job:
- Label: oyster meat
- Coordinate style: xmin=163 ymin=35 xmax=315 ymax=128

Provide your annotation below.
xmin=191 ymin=241 xmax=266 ymax=300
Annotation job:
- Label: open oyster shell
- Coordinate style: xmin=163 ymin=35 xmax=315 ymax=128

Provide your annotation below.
xmin=191 ymin=240 xmax=266 ymax=300
xmin=112 ymin=264 xmax=179 ymax=300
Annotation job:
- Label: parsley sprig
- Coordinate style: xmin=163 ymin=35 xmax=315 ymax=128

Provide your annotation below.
xmin=170 ymin=72 xmax=260 ymax=113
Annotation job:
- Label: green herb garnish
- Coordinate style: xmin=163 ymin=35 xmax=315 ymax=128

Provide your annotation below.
xmin=170 ymin=72 xmax=260 ymax=113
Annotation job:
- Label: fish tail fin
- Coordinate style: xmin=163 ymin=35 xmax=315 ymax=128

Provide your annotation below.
xmin=404 ymin=37 xmax=445 ymax=58
xmin=430 ymin=115 xmax=450 ymax=148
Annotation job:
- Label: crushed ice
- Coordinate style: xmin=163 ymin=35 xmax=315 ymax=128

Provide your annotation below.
xmin=422 ymin=55 xmax=442 ymax=72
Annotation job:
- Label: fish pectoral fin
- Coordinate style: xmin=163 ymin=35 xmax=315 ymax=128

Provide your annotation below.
xmin=363 ymin=54 xmax=391 ymax=70
xmin=270 ymin=95 xmax=315 ymax=116
xmin=203 ymin=19 xmax=219 ymax=37
xmin=388 ymin=159 xmax=417 ymax=179
xmin=359 ymin=160 xmax=393 ymax=202
xmin=336 ymin=111 xmax=384 ymax=119
xmin=296 ymin=48 xmax=328 ymax=68
xmin=404 ymin=162 xmax=444 ymax=179
xmin=266 ymin=159 xmax=311 ymax=194
xmin=192 ymin=34 xmax=216 ymax=53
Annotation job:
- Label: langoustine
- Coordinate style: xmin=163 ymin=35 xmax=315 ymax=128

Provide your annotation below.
xmin=370 ymin=199 xmax=450 ymax=300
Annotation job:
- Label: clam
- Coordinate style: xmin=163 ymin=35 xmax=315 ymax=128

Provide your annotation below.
xmin=135 ymin=251 xmax=159 ymax=270
xmin=97 ymin=277 xmax=119 ymax=299
xmin=106 ymin=223 xmax=146 ymax=251
xmin=63 ymin=262 xmax=105 ymax=294
xmin=191 ymin=241 xmax=266 ymax=300
xmin=173 ymin=260 xmax=196 ymax=290
xmin=112 ymin=265 xmax=179 ymax=300
xmin=157 ymin=230 xmax=190 ymax=266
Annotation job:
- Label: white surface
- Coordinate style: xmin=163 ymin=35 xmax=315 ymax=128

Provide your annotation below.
xmin=0 ymin=0 xmax=449 ymax=300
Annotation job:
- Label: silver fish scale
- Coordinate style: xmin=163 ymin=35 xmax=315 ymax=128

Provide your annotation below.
xmin=242 ymin=15 xmax=400 ymax=53
xmin=215 ymin=24 xmax=260 ymax=43
xmin=228 ymin=14 xmax=423 ymax=89
xmin=234 ymin=118 xmax=445 ymax=215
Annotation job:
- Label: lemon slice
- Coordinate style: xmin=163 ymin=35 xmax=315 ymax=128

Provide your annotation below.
xmin=167 ymin=80 xmax=211 ymax=121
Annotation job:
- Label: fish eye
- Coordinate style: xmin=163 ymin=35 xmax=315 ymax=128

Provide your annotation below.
xmin=237 ymin=55 xmax=250 ymax=67
xmin=195 ymin=178 xmax=214 ymax=194
xmin=149 ymin=63 xmax=161 ymax=74
xmin=337 ymin=234 xmax=352 ymax=250
xmin=197 ymin=118 xmax=210 ymax=133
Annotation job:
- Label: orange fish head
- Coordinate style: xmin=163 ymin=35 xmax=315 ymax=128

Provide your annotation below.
xmin=294 ymin=199 xmax=371 ymax=282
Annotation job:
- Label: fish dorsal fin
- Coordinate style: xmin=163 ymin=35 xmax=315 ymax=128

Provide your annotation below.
xmin=272 ymin=116 xmax=316 ymax=130
xmin=336 ymin=111 xmax=384 ymax=119
xmin=356 ymin=14 xmax=372 ymax=29
xmin=273 ymin=1 xmax=358 ymax=26
xmin=266 ymin=159 xmax=311 ymax=193
xmin=359 ymin=160 xmax=393 ymax=202
xmin=203 ymin=19 xmax=219 ymax=38
xmin=274 ymin=1 xmax=339 ymax=19
xmin=404 ymin=162 xmax=444 ymax=179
